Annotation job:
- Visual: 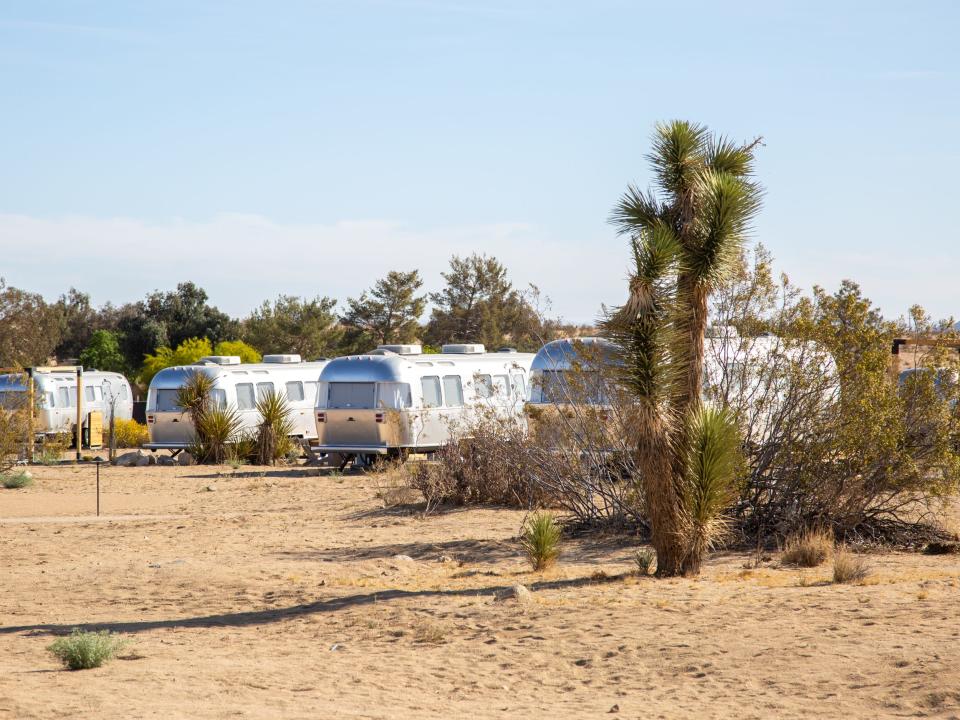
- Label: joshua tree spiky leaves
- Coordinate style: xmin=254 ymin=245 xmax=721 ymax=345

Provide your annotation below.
xmin=606 ymin=121 xmax=761 ymax=576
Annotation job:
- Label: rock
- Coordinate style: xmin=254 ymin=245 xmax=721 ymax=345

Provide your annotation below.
xmin=178 ymin=452 xmax=194 ymax=466
xmin=203 ymin=485 xmax=216 ymax=492
xmin=497 ymin=583 xmax=533 ymax=604
xmin=147 ymin=454 xmax=158 ymax=466
xmin=113 ymin=451 xmax=141 ymax=467
xmin=437 ymin=554 xmax=455 ymax=564
xmin=158 ymin=455 xmax=176 ymax=467
xmin=133 ymin=451 xmax=150 ymax=467
xmin=608 ymin=704 xmax=620 ymax=714
xmin=392 ymin=554 xmax=415 ymax=563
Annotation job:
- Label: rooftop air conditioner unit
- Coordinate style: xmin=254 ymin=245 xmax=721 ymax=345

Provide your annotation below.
xmin=374 ymin=344 xmax=422 ymax=355
xmin=196 ymin=356 xmax=242 ymax=366
xmin=441 ymin=344 xmax=485 ymax=354
xmin=263 ymin=354 xmax=302 ymax=363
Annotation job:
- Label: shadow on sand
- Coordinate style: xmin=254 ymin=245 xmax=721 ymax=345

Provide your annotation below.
xmin=0 ymin=573 xmax=631 ymax=638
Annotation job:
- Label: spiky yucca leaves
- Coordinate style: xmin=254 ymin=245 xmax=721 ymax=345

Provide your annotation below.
xmin=254 ymin=390 xmax=294 ymax=465
xmin=196 ymin=405 xmax=242 ymax=464
xmin=681 ymin=405 xmax=741 ymax=574
xmin=176 ymin=371 xmax=215 ymax=425
xmin=520 ymin=511 xmax=562 ymax=571
xmin=608 ymin=120 xmax=761 ymax=576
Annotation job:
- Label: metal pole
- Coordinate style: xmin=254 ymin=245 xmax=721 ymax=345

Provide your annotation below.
xmin=26 ymin=367 xmax=35 ymax=463
xmin=96 ymin=461 xmax=100 ymax=516
xmin=76 ymin=367 xmax=83 ymax=461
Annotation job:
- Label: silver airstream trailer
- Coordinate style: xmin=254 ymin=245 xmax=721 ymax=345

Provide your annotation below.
xmin=0 ymin=368 xmax=133 ymax=437
xmin=312 ymin=344 xmax=534 ymax=464
xmin=527 ymin=337 xmax=620 ymax=406
xmin=145 ymin=354 xmax=329 ymax=451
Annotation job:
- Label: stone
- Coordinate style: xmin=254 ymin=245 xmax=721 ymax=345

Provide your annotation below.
xmin=113 ymin=451 xmax=141 ymax=467
xmin=133 ymin=451 xmax=150 ymax=467
xmin=497 ymin=583 xmax=533 ymax=604
xmin=147 ymin=454 xmax=158 ymax=466
xmin=157 ymin=455 xmax=176 ymax=467
xmin=178 ymin=452 xmax=195 ymax=466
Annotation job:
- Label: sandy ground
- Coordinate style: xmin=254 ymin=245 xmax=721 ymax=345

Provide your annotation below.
xmin=2 ymin=463 xmax=960 ymax=719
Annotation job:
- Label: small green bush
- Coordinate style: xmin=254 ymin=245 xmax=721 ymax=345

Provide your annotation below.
xmin=47 ymin=629 xmax=129 ymax=670
xmin=2 ymin=471 xmax=32 ymax=489
xmin=832 ymin=548 xmax=871 ymax=584
xmin=634 ymin=547 xmax=656 ymax=576
xmin=520 ymin=511 xmax=562 ymax=571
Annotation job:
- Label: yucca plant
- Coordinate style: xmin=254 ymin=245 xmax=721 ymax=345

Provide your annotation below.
xmin=196 ymin=405 xmax=242 ymax=464
xmin=254 ymin=390 xmax=294 ymax=465
xmin=520 ymin=511 xmax=562 ymax=571
xmin=605 ymin=120 xmax=761 ymax=576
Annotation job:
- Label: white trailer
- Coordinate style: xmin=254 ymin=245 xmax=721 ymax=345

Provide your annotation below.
xmin=0 ymin=368 xmax=133 ymax=437
xmin=145 ymin=354 xmax=328 ymax=451
xmin=313 ymin=344 xmax=534 ymax=464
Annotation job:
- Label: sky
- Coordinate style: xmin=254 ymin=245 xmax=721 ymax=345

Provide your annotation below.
xmin=1 ymin=0 xmax=957 ymax=326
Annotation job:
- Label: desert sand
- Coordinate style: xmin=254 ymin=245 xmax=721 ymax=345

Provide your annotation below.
xmin=2 ymin=463 xmax=960 ymax=719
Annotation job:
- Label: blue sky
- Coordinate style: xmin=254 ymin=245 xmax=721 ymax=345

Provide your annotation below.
xmin=1 ymin=0 xmax=957 ymax=324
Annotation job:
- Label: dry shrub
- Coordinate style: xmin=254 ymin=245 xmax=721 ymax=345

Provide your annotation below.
xmin=832 ymin=547 xmax=871 ymax=584
xmin=0 ymin=383 xmax=31 ymax=472
xmin=634 ymin=548 xmax=656 ymax=576
xmin=781 ymin=527 xmax=834 ymax=567
xmin=108 ymin=418 xmax=149 ymax=448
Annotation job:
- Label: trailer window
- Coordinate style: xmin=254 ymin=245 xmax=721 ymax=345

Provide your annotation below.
xmin=328 ymin=382 xmax=377 ymax=409
xmin=443 ymin=376 xmax=463 ymax=407
xmin=420 ymin=376 xmax=441 ymax=408
xmin=493 ymin=375 xmax=509 ymax=398
xmin=304 ymin=381 xmax=318 ymax=405
xmin=155 ymin=389 xmax=182 ymax=412
xmin=236 ymin=383 xmax=256 ymax=410
xmin=119 ymin=384 xmax=128 ymax=399
xmin=58 ymin=388 xmax=70 ymax=407
xmin=475 ymin=374 xmax=493 ymax=399
xmin=285 ymin=381 xmax=305 ymax=402
xmin=511 ymin=374 xmax=526 ymax=400
xmin=45 ymin=392 xmax=55 ymax=408
xmin=85 ymin=386 xmax=102 ymax=402
xmin=210 ymin=389 xmax=227 ymax=409
xmin=377 ymin=382 xmax=411 ymax=409
xmin=256 ymin=382 xmax=275 ymax=400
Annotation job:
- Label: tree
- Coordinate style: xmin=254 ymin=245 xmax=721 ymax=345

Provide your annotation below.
xmin=140 ymin=338 xmax=214 ymax=385
xmin=0 ymin=278 xmax=61 ymax=367
xmin=113 ymin=282 xmax=238 ymax=372
xmin=213 ymin=340 xmax=261 ymax=364
xmin=340 ymin=270 xmax=426 ymax=350
xmin=79 ymin=330 xmax=127 ymax=374
xmin=605 ymin=120 xmax=762 ymax=576
xmin=243 ymin=295 xmax=343 ymax=359
xmin=54 ymin=288 xmax=101 ymax=360
xmin=425 ymin=254 xmax=539 ymax=350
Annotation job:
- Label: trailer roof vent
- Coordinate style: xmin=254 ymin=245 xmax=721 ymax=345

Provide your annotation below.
xmin=374 ymin=344 xmax=421 ymax=355
xmin=442 ymin=343 xmax=485 ymax=354
xmin=263 ymin=354 xmax=302 ymax=364
xmin=196 ymin=355 xmax=242 ymax=366
xmin=496 ymin=347 xmax=517 ymax=353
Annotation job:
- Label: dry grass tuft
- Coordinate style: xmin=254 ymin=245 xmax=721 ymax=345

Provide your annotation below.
xmin=832 ymin=547 xmax=871 ymax=584
xmin=781 ymin=527 xmax=834 ymax=567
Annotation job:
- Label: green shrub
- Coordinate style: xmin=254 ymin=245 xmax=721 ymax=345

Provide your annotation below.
xmin=520 ymin=511 xmax=562 ymax=571
xmin=2 ymin=471 xmax=32 ymax=489
xmin=47 ymin=629 xmax=129 ymax=670
xmin=253 ymin=390 xmax=294 ymax=465
xmin=634 ymin=547 xmax=656 ymax=576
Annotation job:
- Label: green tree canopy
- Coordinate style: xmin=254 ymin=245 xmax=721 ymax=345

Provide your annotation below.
xmin=340 ymin=270 xmax=426 ymax=351
xmin=424 ymin=254 xmax=540 ymax=351
xmin=79 ymin=330 xmax=128 ymax=374
xmin=0 ymin=278 xmax=62 ymax=367
xmin=242 ymin=295 xmax=343 ymax=360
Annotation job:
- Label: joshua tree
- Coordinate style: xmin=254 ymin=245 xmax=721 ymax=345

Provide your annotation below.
xmin=606 ymin=120 xmax=762 ymax=576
